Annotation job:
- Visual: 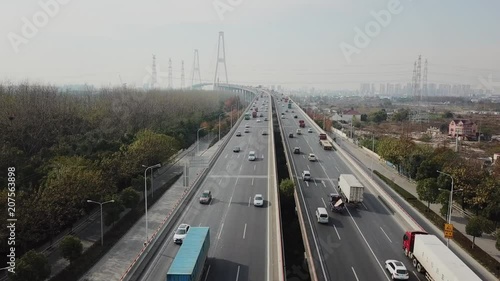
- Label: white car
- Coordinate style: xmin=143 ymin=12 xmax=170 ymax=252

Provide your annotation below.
xmin=256 ymin=119 xmax=261 ymax=123
xmin=308 ymin=128 xmax=313 ymax=133
xmin=385 ymin=260 xmax=409 ymax=280
xmin=253 ymin=194 xmax=264 ymax=206
xmin=248 ymin=151 xmax=256 ymax=161
xmin=173 ymin=224 xmax=190 ymax=244
xmin=308 ymin=153 xmax=317 ymax=161
xmin=302 ymin=170 xmax=311 ymax=181
xmin=245 ymin=124 xmax=250 ymax=128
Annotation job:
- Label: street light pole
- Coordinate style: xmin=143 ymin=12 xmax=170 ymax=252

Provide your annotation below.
xmin=86 ymin=199 xmax=115 ymax=246
xmin=370 ymin=131 xmax=375 ymax=178
xmin=437 ymin=170 xmax=454 ymax=247
xmin=231 ymin=106 xmax=236 ymax=128
xmin=197 ymin=127 xmax=207 ymax=154
xmin=218 ymin=113 xmax=224 ymax=141
xmin=143 ymin=163 xmax=161 ymax=244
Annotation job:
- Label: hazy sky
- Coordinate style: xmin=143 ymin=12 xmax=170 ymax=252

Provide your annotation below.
xmin=1 ymin=0 xmax=500 ymax=90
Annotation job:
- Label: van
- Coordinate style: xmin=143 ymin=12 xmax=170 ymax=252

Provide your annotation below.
xmin=316 ymin=207 xmax=329 ymax=223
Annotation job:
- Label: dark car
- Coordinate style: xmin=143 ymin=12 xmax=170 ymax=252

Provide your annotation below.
xmin=199 ymin=190 xmax=212 ymax=204
xmin=294 ymin=115 xmax=298 ymax=118
xmin=233 ymin=146 xmax=241 ymax=152
xmin=289 ymin=133 xmax=294 ymax=138
xmin=293 ymin=147 xmax=300 ymax=154
xmin=236 ymin=131 xmax=242 ymax=137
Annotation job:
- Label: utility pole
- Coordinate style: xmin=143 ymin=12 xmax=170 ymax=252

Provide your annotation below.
xmin=151 ymin=54 xmax=157 ymax=89
xmin=168 ymin=58 xmax=173 ymax=89
xmin=180 ymin=60 xmax=185 ymax=89
xmin=191 ymin=49 xmax=201 ymax=87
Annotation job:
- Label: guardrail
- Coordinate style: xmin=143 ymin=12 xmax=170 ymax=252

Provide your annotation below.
xmin=293 ymin=100 xmax=422 ymax=231
xmin=121 ymin=90 xmax=257 ymax=281
xmin=275 ymin=97 xmax=321 ymax=281
xmin=266 ymin=91 xmax=285 ymax=281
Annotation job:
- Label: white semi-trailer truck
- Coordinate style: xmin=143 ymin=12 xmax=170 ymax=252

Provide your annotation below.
xmin=403 ymin=231 xmax=482 ymax=281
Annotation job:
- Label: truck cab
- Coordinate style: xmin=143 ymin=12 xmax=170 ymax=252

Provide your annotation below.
xmin=402 ymin=230 xmax=428 ymax=256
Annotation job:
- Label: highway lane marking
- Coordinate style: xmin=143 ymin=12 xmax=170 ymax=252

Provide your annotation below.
xmin=345 ymin=208 xmax=391 ymax=280
xmin=243 ymin=223 xmax=247 ymax=239
xmin=248 ymin=197 xmax=251 ymax=206
xmin=322 ymin=180 xmax=326 ymax=187
xmin=335 ymin=165 xmax=340 ymax=172
xmin=237 ymin=154 xmax=240 ymax=158
xmin=411 ymin=271 xmax=421 ymax=281
xmin=332 ymin=224 xmax=341 ymax=240
xmin=307 ymin=164 xmax=311 ymax=170
xmin=380 ymin=227 xmax=393 ymax=243
xmin=235 ymin=177 xmax=239 ymax=185
xmin=252 ymin=178 xmax=254 ymax=186
xmin=218 ymin=222 xmax=224 ymax=239
xmin=261 ymin=154 xmax=264 ymax=159
xmin=351 ymin=267 xmax=360 ymax=281
xmin=219 ymin=177 xmax=223 ymax=185
xmin=236 ymin=265 xmax=241 ymax=281
xmin=362 ymin=202 xmax=368 ymax=210
xmin=313 ymin=180 xmax=317 ymax=186
xmin=305 ymin=181 xmax=309 ymax=187
xmin=319 ymin=162 xmax=336 ymax=191
xmin=254 ymin=165 xmax=256 ymax=170
xmin=321 ymin=197 xmax=327 ymax=208
xmin=203 ymin=265 xmax=211 ymax=281
xmin=302 ymin=155 xmax=305 ymax=159
xmin=208 ymin=175 xmax=268 ymax=178
xmin=225 ymin=154 xmax=228 ymax=158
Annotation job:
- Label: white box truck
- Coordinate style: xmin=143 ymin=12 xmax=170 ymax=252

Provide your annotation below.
xmin=338 ymin=174 xmax=364 ymax=205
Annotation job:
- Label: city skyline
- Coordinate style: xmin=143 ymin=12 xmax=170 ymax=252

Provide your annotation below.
xmin=1 ymin=0 xmax=499 ymax=90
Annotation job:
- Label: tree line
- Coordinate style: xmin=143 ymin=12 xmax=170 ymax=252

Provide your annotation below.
xmin=373 ymin=136 xmax=500 ymax=247
xmin=0 ymin=83 xmax=241 ymax=262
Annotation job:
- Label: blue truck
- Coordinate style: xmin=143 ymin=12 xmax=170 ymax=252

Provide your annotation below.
xmin=166 ymin=227 xmax=210 ymax=281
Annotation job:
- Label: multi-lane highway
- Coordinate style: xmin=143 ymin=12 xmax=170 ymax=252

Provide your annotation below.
xmin=275 ymin=97 xmax=421 ymax=281
xmin=139 ymin=96 xmax=274 ymax=281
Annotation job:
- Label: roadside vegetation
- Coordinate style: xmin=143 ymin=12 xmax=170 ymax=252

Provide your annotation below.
xmin=0 ymin=83 xmax=242 ymax=278
xmin=303 ymin=94 xmax=500 ymax=276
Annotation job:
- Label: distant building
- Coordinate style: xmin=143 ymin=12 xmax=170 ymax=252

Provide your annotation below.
xmin=331 ymin=109 xmax=362 ymax=122
xmin=379 ymin=84 xmax=386 ymax=95
xmin=493 ymin=153 xmax=500 ymax=164
xmin=448 ymin=119 xmax=478 ymax=139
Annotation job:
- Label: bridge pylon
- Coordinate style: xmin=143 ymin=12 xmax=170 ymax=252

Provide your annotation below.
xmin=213 ymin=31 xmax=229 ymax=90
